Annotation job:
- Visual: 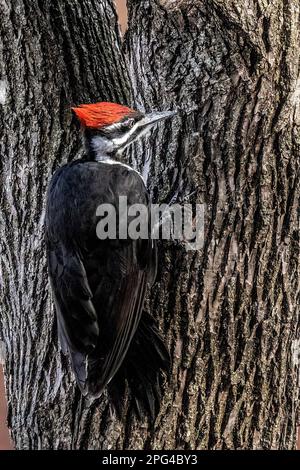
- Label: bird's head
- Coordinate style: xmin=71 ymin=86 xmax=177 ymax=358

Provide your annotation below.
xmin=72 ymin=102 xmax=175 ymax=160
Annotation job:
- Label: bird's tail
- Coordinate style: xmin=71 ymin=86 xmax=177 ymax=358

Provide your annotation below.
xmin=107 ymin=311 xmax=170 ymax=421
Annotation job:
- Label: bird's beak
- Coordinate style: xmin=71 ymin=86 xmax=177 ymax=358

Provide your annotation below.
xmin=138 ymin=110 xmax=177 ymax=130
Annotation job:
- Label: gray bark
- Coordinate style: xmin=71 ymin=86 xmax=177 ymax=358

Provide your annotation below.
xmin=0 ymin=0 xmax=299 ymax=450
xmin=0 ymin=0 xmax=131 ymax=449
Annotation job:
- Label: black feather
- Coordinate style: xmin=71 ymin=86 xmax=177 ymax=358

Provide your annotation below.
xmin=107 ymin=311 xmax=171 ymax=420
xmin=46 ymin=159 xmax=169 ymax=419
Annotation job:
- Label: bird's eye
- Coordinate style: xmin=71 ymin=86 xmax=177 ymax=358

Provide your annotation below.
xmin=126 ymin=119 xmax=135 ymax=129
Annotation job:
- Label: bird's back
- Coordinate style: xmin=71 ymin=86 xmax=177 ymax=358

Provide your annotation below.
xmin=45 ymin=159 xmax=168 ymax=411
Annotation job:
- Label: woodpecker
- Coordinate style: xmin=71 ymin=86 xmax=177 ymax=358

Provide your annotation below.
xmin=45 ymin=102 xmax=175 ymax=417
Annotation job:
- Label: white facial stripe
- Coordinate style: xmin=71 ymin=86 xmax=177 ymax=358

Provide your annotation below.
xmin=108 ymin=120 xmax=141 ymax=148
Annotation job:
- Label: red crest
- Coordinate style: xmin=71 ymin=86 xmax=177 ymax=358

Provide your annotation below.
xmin=72 ymin=102 xmax=136 ymax=129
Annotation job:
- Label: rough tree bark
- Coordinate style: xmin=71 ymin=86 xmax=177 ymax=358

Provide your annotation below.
xmin=0 ymin=0 xmax=299 ymax=450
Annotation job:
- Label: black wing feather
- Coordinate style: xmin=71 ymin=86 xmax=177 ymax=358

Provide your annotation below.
xmin=47 ymin=247 xmax=99 ymax=355
xmin=87 ymin=269 xmax=148 ymax=395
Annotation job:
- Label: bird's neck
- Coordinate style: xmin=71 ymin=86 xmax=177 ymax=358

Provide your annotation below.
xmin=84 ymin=133 xmax=118 ymax=162
xmin=83 ymin=131 xmax=142 ymax=178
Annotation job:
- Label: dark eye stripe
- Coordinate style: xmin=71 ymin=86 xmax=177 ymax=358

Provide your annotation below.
xmin=100 ymin=118 xmax=136 ymax=134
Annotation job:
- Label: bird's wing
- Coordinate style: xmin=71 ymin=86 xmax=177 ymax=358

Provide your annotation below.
xmin=86 ymin=238 xmax=154 ymax=396
xmin=47 ymin=245 xmax=99 ymax=352
xmin=46 ymin=242 xmax=100 ymax=391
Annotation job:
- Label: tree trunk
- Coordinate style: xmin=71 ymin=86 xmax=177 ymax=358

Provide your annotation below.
xmin=0 ymin=0 xmax=131 ymax=449
xmin=0 ymin=0 xmax=299 ymax=450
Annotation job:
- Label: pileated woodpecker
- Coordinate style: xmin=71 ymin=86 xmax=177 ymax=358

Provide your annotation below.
xmin=45 ymin=102 xmax=175 ymax=417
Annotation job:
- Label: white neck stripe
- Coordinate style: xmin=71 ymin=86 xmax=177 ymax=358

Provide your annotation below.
xmin=95 ymin=157 xmax=144 ymax=182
